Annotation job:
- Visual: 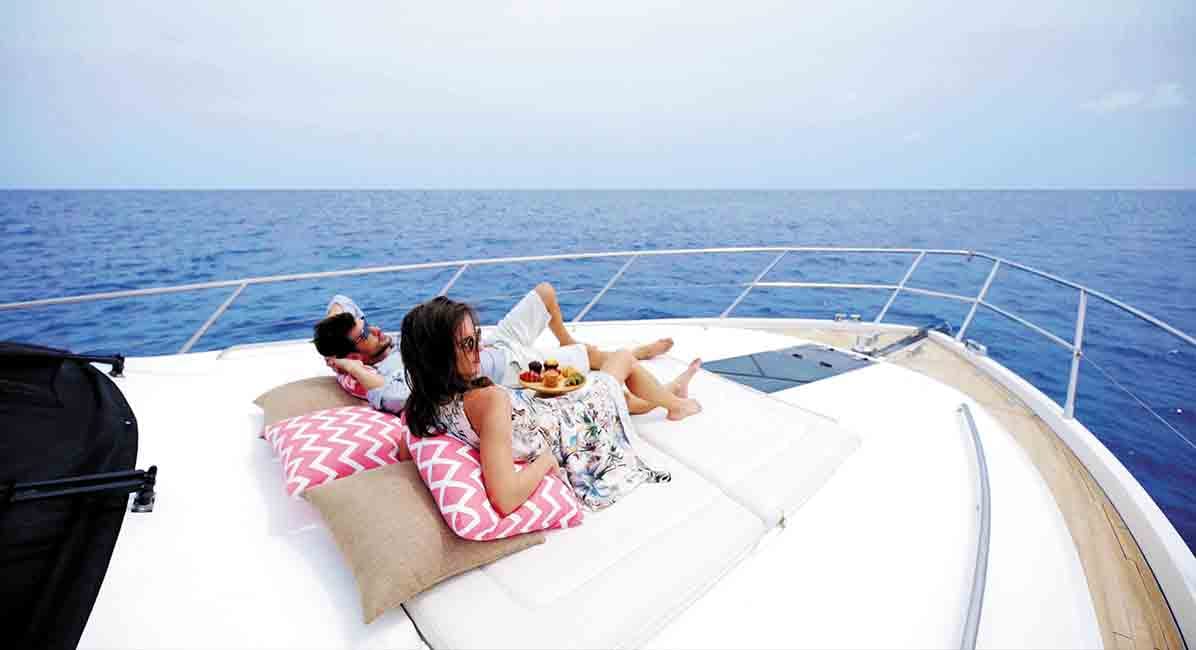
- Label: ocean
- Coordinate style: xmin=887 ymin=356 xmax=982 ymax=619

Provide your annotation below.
xmin=1 ymin=189 xmax=1193 ymax=549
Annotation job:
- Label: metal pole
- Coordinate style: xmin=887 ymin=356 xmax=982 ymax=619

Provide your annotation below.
xmin=720 ymin=250 xmax=789 ymax=318
xmin=437 ymin=264 xmax=470 ymax=297
xmin=1064 ymin=290 xmax=1088 ymax=419
xmin=178 ymin=282 xmax=248 ymax=354
xmin=957 ymin=260 xmax=1001 ymax=341
xmin=875 ymin=251 xmax=926 ymax=323
xmin=958 ymin=403 xmax=991 ymax=650
xmin=573 ymin=255 xmax=638 ymax=323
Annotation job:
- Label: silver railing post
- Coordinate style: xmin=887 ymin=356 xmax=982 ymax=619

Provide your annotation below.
xmin=573 ymin=254 xmax=639 ymax=323
xmin=957 ymin=260 xmax=1001 ymax=341
xmin=720 ymin=250 xmax=788 ymax=318
xmin=875 ymin=251 xmax=926 ymax=323
xmin=178 ymin=282 xmax=249 ymax=354
xmin=1064 ymin=289 xmax=1088 ymax=419
xmin=437 ymin=264 xmax=470 ymax=296
xmin=958 ymin=403 xmax=991 ymax=650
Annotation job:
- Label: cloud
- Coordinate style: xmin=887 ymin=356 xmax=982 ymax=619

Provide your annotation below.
xmin=1146 ymin=82 xmax=1186 ymax=109
xmin=1083 ymin=90 xmax=1143 ymax=113
xmin=1083 ymin=82 xmax=1187 ymax=113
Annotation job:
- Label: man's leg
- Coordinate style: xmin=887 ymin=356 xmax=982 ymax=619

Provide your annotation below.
xmin=534 ymin=282 xmax=674 ymax=367
xmin=533 ymin=282 xmax=578 ymax=347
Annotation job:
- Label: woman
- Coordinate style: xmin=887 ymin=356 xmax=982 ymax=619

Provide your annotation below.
xmin=401 ymin=296 xmax=702 ymax=515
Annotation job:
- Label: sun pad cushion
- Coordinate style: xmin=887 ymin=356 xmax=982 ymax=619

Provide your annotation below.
xmin=632 ymin=358 xmax=861 ymax=526
xmin=404 ymin=442 xmax=766 ymax=649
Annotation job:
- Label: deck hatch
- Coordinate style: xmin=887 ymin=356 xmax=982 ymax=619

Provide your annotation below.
xmin=704 ymin=344 xmax=872 ymax=393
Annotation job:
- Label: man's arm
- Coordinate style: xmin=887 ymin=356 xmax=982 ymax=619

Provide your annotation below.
xmin=331 ymin=357 xmax=410 ymax=414
xmin=326 ymin=294 xmax=365 ymax=320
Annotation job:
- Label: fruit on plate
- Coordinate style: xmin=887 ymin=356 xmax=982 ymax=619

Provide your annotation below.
xmin=561 ymin=365 xmax=581 ymax=378
xmin=519 ymin=370 xmax=541 ymax=383
xmin=542 ymin=369 xmax=561 ymax=388
xmin=543 ymin=358 xmax=559 ymax=371
xmin=528 ymin=360 xmax=543 ymax=373
xmin=564 ymin=373 xmax=584 ymax=387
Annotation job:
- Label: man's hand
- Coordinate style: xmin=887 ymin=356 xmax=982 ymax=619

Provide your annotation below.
xmin=327 ymin=357 xmax=365 ymax=374
xmin=325 ymin=356 xmax=386 ymax=392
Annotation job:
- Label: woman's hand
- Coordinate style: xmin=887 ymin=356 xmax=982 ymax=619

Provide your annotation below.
xmin=535 ymin=448 xmax=562 ymax=480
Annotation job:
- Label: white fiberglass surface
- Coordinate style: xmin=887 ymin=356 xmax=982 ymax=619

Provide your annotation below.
xmin=81 ymin=321 xmax=1099 ymax=650
xmin=560 ymin=323 xmax=1099 ymax=649
xmin=78 ymin=353 xmax=427 ymax=650
xmin=773 ymin=363 xmax=1100 ymax=649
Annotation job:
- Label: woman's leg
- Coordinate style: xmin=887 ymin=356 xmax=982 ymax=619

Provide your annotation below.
xmin=600 ymin=350 xmax=701 ymax=421
xmin=623 ymin=358 xmax=702 ymax=414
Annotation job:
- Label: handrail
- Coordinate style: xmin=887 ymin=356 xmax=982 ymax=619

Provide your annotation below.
xmin=958 ymin=403 xmax=992 ymax=650
xmin=2 ymin=245 xmax=1193 ymax=433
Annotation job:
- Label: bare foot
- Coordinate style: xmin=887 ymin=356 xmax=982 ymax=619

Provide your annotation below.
xmin=634 ymin=337 xmax=674 ymax=360
xmin=666 ymin=358 xmax=702 ymax=398
xmin=666 ymin=398 xmax=702 ymax=421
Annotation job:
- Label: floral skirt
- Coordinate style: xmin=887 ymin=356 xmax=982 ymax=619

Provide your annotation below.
xmin=510 ymin=372 xmax=670 ymax=511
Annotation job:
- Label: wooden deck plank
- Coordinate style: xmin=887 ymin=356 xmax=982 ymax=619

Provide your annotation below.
xmin=762 ymin=327 xmax=1185 ymax=650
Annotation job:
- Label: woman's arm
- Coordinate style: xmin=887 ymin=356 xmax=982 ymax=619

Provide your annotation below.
xmin=465 ymin=386 xmax=559 ymax=517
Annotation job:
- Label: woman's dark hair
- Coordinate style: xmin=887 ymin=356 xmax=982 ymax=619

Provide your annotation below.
xmin=312 ymin=312 xmax=357 ymax=358
xmin=400 ymin=296 xmax=492 ymax=438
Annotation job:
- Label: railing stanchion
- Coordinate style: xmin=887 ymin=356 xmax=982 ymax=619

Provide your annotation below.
xmin=1064 ymin=290 xmax=1088 ymax=419
xmin=958 ymin=403 xmax=991 ymax=650
xmin=876 ymin=251 xmax=926 ymax=323
xmin=437 ymin=264 xmax=470 ymax=297
xmin=573 ymin=255 xmax=639 ymax=323
xmin=957 ymin=260 xmax=1001 ymax=341
xmin=720 ymin=250 xmax=789 ymax=318
xmin=178 ymin=282 xmax=248 ymax=354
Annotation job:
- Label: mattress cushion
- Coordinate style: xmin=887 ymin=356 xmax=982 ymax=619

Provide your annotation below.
xmin=633 ymin=357 xmax=862 ymax=527
xmin=404 ymin=442 xmax=765 ymax=649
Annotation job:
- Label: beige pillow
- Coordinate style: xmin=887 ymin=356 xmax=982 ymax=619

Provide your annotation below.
xmin=304 ymin=462 xmax=545 ymax=623
xmin=253 ymin=376 xmax=362 ymax=427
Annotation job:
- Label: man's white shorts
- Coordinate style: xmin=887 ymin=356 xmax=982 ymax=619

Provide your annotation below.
xmin=486 ymin=289 xmax=589 ymax=386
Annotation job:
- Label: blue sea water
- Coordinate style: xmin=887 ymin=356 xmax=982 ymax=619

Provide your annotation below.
xmin=1 ymin=190 xmax=1194 ymax=550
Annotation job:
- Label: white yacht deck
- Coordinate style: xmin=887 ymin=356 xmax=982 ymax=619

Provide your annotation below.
xmin=74 ymin=319 xmax=1157 ymax=650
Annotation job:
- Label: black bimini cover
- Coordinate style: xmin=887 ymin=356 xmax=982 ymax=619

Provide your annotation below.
xmin=0 ymin=342 xmax=138 ymax=649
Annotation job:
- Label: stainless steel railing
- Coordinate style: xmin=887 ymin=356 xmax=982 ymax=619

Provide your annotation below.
xmin=2 ymin=246 xmax=1193 ymax=446
xmin=957 ymin=403 xmax=992 ymax=650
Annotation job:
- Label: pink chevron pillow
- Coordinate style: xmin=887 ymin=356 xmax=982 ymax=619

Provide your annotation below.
xmin=263 ymin=406 xmax=406 ymax=496
xmin=404 ymin=424 xmax=584 ymax=540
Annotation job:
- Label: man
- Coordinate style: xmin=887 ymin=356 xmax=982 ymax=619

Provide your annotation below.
xmin=312 ymin=282 xmax=695 ymax=415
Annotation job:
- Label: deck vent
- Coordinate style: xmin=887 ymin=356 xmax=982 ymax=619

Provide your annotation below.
xmin=704 ymin=344 xmax=872 ymax=394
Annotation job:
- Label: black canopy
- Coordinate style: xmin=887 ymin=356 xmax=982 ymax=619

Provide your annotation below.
xmin=0 ymin=342 xmax=144 ymax=649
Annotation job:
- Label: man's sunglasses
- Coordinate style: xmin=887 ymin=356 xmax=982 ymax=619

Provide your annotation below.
xmin=351 ymin=317 xmax=370 ymax=344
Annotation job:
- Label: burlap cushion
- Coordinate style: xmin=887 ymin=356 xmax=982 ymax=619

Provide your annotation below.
xmin=253 ymin=376 xmax=362 ymax=428
xmin=304 ymin=462 xmax=545 ymax=623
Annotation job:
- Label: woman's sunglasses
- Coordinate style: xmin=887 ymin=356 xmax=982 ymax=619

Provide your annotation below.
xmin=456 ymin=326 xmax=483 ymax=353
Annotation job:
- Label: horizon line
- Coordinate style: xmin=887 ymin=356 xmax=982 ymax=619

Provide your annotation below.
xmin=2 ymin=187 xmax=1195 ymax=192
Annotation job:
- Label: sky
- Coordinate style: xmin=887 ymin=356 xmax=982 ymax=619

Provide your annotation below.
xmin=1 ymin=1 xmax=1194 ymax=189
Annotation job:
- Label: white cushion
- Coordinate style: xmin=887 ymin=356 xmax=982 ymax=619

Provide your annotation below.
xmin=633 ymin=357 xmax=862 ymax=526
xmin=404 ymin=443 xmax=766 ymax=650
